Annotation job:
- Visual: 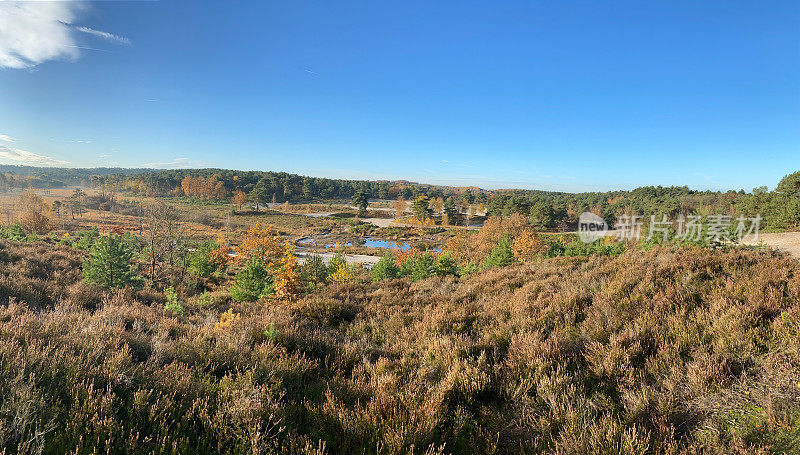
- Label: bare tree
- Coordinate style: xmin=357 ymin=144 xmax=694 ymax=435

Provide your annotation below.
xmin=143 ymin=201 xmax=184 ymax=283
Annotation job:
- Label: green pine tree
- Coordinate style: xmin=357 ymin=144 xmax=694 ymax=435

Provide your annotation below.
xmin=82 ymin=234 xmax=142 ymax=289
xmin=351 ymin=189 xmax=369 ymax=217
xmin=230 ymin=258 xmax=274 ymax=302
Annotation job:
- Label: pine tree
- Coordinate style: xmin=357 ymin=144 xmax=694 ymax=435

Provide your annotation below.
xmin=82 ymin=234 xmax=142 ymax=289
xmin=230 ymin=258 xmax=273 ymax=302
xmin=351 ymin=189 xmax=368 ymax=217
xmin=443 ymin=197 xmax=458 ymax=225
xmin=411 ymin=195 xmax=431 ymax=221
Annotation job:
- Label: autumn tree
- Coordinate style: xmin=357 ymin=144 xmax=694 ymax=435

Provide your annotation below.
xmin=512 ymin=231 xmax=547 ymax=262
xmin=235 ymin=222 xmax=283 ymax=266
xmin=394 ymin=196 xmax=406 ymax=218
xmin=430 ymin=197 xmax=444 ymax=216
xmin=181 ymin=174 xmax=227 ymax=200
xmin=474 ymin=214 xmax=531 ymax=256
xmin=15 ymin=191 xmax=50 ymax=234
xmin=273 ymin=243 xmax=303 ymax=301
xmin=233 ymin=190 xmax=249 ymax=210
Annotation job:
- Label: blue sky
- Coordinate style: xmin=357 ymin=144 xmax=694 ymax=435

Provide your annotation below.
xmin=0 ymin=1 xmax=797 ymax=192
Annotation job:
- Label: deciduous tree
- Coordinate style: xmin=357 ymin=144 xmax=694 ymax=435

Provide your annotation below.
xmin=15 ymin=191 xmax=50 ymax=234
xmin=233 ymin=190 xmax=249 ymax=210
xmin=394 ymin=196 xmax=406 ymax=218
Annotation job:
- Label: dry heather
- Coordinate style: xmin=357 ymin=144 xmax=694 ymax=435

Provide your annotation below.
xmin=0 ymin=240 xmax=798 ymax=454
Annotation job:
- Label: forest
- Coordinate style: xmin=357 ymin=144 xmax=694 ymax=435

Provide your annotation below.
xmin=3 ymin=167 xmax=799 ymax=231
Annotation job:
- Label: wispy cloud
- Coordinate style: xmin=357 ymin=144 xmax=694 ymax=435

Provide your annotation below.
xmin=143 ymin=158 xmax=210 ymax=169
xmin=0 ymin=134 xmax=14 ymax=143
xmin=75 ymin=26 xmax=131 ymax=46
xmin=0 ymin=145 xmax=68 ymax=166
xmin=0 ymin=2 xmax=129 ymax=69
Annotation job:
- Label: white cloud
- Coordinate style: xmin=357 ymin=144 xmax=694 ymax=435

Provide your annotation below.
xmin=143 ymin=158 xmax=210 ymax=169
xmin=75 ymin=26 xmax=131 ymax=46
xmin=0 ymin=134 xmax=14 ymax=143
xmin=0 ymin=145 xmax=68 ymax=166
xmin=0 ymin=2 xmax=130 ymax=69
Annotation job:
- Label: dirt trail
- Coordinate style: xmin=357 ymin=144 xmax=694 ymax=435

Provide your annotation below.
xmin=742 ymin=232 xmax=800 ymax=259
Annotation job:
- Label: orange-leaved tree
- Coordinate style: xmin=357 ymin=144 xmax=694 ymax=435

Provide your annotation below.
xmin=235 ymin=222 xmax=283 ymax=266
xmin=209 ymin=235 xmax=232 ymax=271
xmin=512 ymin=230 xmax=547 ymax=262
xmin=273 ymin=242 xmax=303 ymax=301
xmin=233 ymin=190 xmax=249 ymax=210
xmin=393 ymin=196 xmax=406 ymax=218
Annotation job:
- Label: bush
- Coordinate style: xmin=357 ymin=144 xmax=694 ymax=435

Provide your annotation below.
xmin=82 ymin=234 xmax=143 ymax=289
xmin=163 ymin=286 xmax=183 ymax=315
xmin=483 ymin=236 xmax=515 ymax=269
xmin=0 ymin=223 xmax=27 ymax=242
xmin=229 ymin=258 xmax=273 ymax=302
xmin=371 ymin=254 xmax=399 ymax=281
xmin=301 ymin=254 xmax=328 ymax=284
xmin=403 ymin=253 xmax=436 ymax=282
xmin=186 ymin=242 xmax=219 ymax=278
xmin=327 ymin=252 xmax=347 ymax=277
xmin=435 ymin=251 xmax=458 ymax=277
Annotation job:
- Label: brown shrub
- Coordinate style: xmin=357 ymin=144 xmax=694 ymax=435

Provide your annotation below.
xmin=0 ymin=242 xmax=797 ymax=453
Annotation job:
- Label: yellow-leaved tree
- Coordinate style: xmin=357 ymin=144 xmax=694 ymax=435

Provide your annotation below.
xmin=273 ymin=243 xmax=303 ymax=301
xmin=512 ymin=231 xmax=547 ymax=262
xmin=235 ymin=222 xmax=283 ymax=266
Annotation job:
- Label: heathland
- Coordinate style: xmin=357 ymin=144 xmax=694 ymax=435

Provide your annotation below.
xmin=0 ymin=166 xmax=798 ymax=454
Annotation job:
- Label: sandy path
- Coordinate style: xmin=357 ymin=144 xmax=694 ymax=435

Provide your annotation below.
xmin=296 ymin=251 xmax=381 ymax=267
xmin=742 ymin=232 xmax=800 ymax=259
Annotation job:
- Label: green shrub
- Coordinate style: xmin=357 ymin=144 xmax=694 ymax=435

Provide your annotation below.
xmin=327 ymin=253 xmax=347 ymax=276
xmin=408 ymin=254 xmax=436 ymax=282
xmin=163 ymin=286 xmax=183 ymax=315
xmin=301 ymin=254 xmax=328 ymax=284
xmin=371 ymin=254 xmax=399 ymax=281
xmin=82 ymin=234 xmax=143 ymax=289
xmin=435 ymin=251 xmax=458 ymax=277
xmin=196 ymin=290 xmax=215 ymax=307
xmin=186 ymin=242 xmax=219 ymax=278
xmin=483 ymin=236 xmax=515 ymax=269
xmin=0 ymin=223 xmax=27 ymax=242
xmin=229 ymin=258 xmax=273 ymax=302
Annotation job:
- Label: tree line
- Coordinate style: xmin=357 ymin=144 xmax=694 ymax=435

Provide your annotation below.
xmin=5 ymin=166 xmax=799 ymax=231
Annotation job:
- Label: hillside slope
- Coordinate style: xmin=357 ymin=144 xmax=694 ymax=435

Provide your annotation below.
xmin=0 ymin=241 xmax=798 ymax=453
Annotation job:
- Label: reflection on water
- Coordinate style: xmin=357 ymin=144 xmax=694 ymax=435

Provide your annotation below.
xmin=363 ymin=238 xmax=411 ymax=250
xmin=298 ymin=237 xmax=440 ymax=252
